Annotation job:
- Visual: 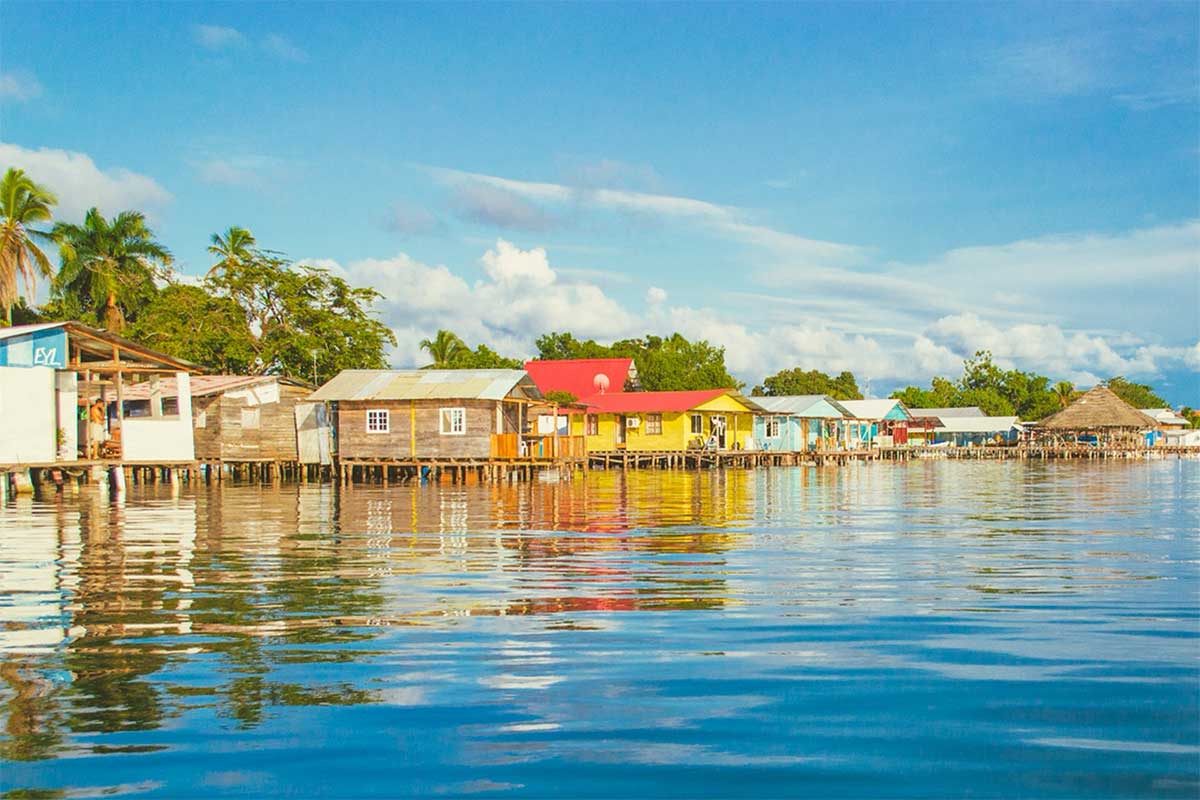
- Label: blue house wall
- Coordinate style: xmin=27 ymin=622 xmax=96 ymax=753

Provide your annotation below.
xmin=0 ymin=328 xmax=68 ymax=369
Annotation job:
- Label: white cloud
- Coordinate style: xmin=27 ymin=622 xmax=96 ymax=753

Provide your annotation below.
xmin=262 ymin=34 xmax=308 ymax=63
xmin=305 ymin=235 xmax=1197 ymax=396
xmin=0 ymin=71 xmax=43 ymax=103
xmin=0 ymin=142 xmax=171 ymax=221
xmin=426 ymin=165 xmax=864 ymax=265
xmin=193 ymin=155 xmax=290 ymax=189
xmin=318 ymin=240 xmax=636 ymax=366
xmin=194 ymin=24 xmax=245 ymax=50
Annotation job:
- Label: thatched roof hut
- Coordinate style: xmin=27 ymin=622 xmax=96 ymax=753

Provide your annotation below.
xmin=1038 ymin=385 xmax=1156 ymax=431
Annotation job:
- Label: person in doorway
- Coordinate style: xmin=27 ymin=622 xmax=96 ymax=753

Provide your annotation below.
xmin=88 ymin=399 xmax=108 ymax=459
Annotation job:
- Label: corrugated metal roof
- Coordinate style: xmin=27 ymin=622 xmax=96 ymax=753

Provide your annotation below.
xmin=579 ymin=389 xmax=763 ymax=414
xmin=308 ymin=369 xmax=540 ymax=402
xmin=1140 ymin=408 xmax=1190 ymax=426
xmin=524 ymin=358 xmax=633 ymax=399
xmin=909 ymin=407 xmax=985 ymax=418
xmin=934 ymin=416 xmax=1020 ymax=433
xmin=839 ymin=399 xmax=908 ymax=420
xmin=121 ymin=374 xmax=306 ymax=400
xmin=752 ymin=395 xmax=850 ymax=417
xmin=0 ymin=322 xmax=64 ymax=341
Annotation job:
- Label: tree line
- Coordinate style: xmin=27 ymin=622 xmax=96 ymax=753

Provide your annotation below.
xmin=2 ymin=166 xmax=1192 ymax=423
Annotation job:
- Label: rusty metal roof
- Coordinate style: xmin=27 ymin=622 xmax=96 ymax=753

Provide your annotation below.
xmin=308 ymin=369 xmax=541 ymax=402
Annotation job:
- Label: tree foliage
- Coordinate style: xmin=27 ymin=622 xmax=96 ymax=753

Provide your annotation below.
xmin=419 ymin=329 xmax=522 ymax=369
xmin=891 ymin=351 xmax=1060 ymax=419
xmin=751 ymin=368 xmax=863 ymax=399
xmin=128 ymin=284 xmax=256 ymax=374
xmin=1104 ymin=376 xmax=1168 ymax=409
xmin=0 ymin=168 xmax=57 ymax=325
xmin=535 ymin=330 xmax=739 ymax=392
xmin=51 ymin=208 xmax=171 ymax=332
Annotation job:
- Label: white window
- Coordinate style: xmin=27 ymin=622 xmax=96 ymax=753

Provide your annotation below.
xmin=765 ymin=417 xmax=781 ymax=438
xmin=241 ymin=408 xmax=260 ymax=430
xmin=690 ymin=414 xmax=703 ymax=435
xmin=440 ymin=407 xmax=466 ymax=435
xmin=646 ymin=413 xmax=663 ymax=435
xmin=366 ymin=409 xmax=390 ymax=433
xmin=195 ymin=411 xmax=207 ymax=429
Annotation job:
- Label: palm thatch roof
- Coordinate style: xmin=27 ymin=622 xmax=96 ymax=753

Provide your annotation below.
xmin=1037 ymin=385 xmax=1157 ymax=430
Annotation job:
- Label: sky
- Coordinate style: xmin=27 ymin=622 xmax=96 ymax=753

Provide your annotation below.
xmin=2 ymin=2 xmax=1198 ymax=402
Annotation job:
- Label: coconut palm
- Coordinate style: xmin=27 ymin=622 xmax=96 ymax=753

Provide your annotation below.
xmin=1052 ymin=380 xmax=1076 ymax=409
xmin=0 ymin=168 xmax=57 ymax=325
xmin=419 ymin=329 xmax=466 ymax=368
xmin=206 ymin=226 xmax=257 ymax=279
xmin=52 ymin=209 xmax=172 ymax=332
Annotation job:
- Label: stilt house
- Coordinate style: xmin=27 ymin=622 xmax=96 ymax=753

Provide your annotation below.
xmin=751 ymin=395 xmax=851 ymax=451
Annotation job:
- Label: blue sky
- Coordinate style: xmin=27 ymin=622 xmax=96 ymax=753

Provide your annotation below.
xmin=2 ymin=2 xmax=1197 ymax=401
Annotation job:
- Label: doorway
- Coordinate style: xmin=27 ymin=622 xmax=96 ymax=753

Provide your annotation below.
xmin=709 ymin=415 xmax=727 ymax=449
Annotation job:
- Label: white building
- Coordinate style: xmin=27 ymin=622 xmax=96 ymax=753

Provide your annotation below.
xmin=0 ymin=322 xmax=200 ymax=466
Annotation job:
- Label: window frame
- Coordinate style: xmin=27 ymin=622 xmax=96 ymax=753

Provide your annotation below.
xmin=585 ymin=414 xmax=599 ymax=436
xmin=366 ymin=408 xmax=390 ymax=434
xmin=646 ymin=413 xmax=663 ymax=435
xmin=690 ymin=413 xmax=703 ymax=435
xmin=765 ymin=416 xmax=781 ymax=438
xmin=439 ymin=407 xmax=467 ymax=436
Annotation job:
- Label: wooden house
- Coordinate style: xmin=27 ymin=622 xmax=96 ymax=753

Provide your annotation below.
xmin=308 ymin=369 xmax=552 ymax=462
xmin=571 ymin=389 xmax=762 ymax=452
xmin=121 ymin=375 xmax=322 ymax=465
xmin=751 ymin=395 xmax=852 ymax=451
xmin=838 ymin=399 xmax=913 ymax=447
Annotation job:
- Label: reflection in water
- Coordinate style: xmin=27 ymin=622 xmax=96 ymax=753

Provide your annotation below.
xmin=0 ymin=462 xmax=1197 ymax=798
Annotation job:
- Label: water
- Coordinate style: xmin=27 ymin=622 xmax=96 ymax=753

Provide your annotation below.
xmin=1 ymin=461 xmax=1197 ymax=798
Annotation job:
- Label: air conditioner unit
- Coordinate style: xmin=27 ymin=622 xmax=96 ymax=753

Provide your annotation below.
xmin=626 ymin=417 xmax=640 ymax=428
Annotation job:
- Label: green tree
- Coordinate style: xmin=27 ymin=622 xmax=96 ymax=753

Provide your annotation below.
xmin=543 ymin=390 xmax=578 ymax=405
xmin=453 ymin=343 xmax=522 ymax=369
xmin=613 ymin=333 xmax=739 ymax=392
xmin=419 ymin=329 xmax=467 ymax=368
xmin=206 ymin=226 xmax=257 ymax=280
xmin=129 ymin=284 xmax=256 ymax=373
xmin=752 ymin=367 xmax=863 ymax=399
xmin=52 ymin=209 xmax=171 ymax=332
xmin=1104 ymin=376 xmax=1168 ymax=409
xmin=534 ymin=331 xmax=618 ymax=360
xmin=1052 ymin=380 xmax=1077 ymax=408
xmin=205 ymin=246 xmax=394 ymax=383
xmin=0 ymin=168 xmax=57 ymax=325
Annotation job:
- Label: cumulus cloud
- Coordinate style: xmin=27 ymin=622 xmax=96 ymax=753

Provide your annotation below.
xmin=646 ymin=286 xmax=668 ymax=306
xmin=0 ymin=71 xmax=43 ymax=103
xmin=262 ymin=34 xmax=308 ymax=63
xmin=194 ymin=24 xmax=245 ymax=50
xmin=321 ymin=240 xmax=636 ymax=366
xmin=0 ymin=142 xmax=171 ymax=221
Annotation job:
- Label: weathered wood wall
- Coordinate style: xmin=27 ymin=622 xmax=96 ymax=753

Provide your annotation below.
xmin=193 ymin=383 xmax=307 ymax=461
xmin=338 ymin=398 xmax=520 ymax=460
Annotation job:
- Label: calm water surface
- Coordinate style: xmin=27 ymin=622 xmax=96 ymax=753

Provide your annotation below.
xmin=1 ymin=461 xmax=1197 ymax=798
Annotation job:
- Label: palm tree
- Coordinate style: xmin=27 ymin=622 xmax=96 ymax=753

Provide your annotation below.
xmin=1052 ymin=380 xmax=1076 ymax=409
xmin=419 ymin=329 xmax=466 ymax=368
xmin=52 ymin=209 xmax=172 ymax=332
xmin=0 ymin=168 xmax=57 ymax=325
xmin=206 ymin=226 xmax=256 ymax=279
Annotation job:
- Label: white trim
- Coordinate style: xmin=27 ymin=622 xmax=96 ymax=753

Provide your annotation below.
xmin=366 ymin=408 xmax=390 ymax=434
xmin=439 ymin=406 xmax=466 ymax=435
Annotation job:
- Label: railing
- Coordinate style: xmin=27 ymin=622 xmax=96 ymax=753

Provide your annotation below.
xmin=490 ymin=434 xmax=587 ymax=460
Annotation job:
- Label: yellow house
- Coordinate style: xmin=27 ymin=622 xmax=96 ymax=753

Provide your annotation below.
xmin=570 ymin=389 xmax=763 ymax=452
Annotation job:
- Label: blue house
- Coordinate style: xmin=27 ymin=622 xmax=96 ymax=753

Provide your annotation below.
xmin=838 ymin=399 xmax=914 ymax=447
xmin=752 ymin=395 xmax=851 ymax=451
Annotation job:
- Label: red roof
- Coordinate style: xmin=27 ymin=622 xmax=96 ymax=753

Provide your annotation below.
xmin=577 ymin=389 xmax=732 ymax=413
xmin=524 ymin=358 xmax=632 ymax=399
